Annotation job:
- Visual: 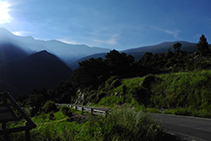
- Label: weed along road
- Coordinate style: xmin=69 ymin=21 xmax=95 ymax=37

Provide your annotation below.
xmin=148 ymin=113 xmax=211 ymax=141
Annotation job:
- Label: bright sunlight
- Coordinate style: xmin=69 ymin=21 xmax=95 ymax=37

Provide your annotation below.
xmin=0 ymin=1 xmax=12 ymax=23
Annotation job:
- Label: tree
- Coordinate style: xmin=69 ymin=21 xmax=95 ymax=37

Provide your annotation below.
xmin=197 ymin=34 xmax=209 ymax=56
xmin=71 ymin=57 xmax=108 ymax=90
xmin=105 ymin=50 xmax=135 ymax=77
xmin=173 ymin=42 xmax=182 ymax=54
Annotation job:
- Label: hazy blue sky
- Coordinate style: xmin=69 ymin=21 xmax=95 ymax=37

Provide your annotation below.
xmin=1 ymin=0 xmax=211 ymax=50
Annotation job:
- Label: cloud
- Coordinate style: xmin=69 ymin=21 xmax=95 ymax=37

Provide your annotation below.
xmin=151 ymin=26 xmax=181 ymax=38
xmin=12 ymin=31 xmax=23 ymax=36
xmin=57 ymin=38 xmax=82 ymax=45
xmin=193 ymin=34 xmax=201 ymax=39
xmin=12 ymin=31 xmax=34 ymax=36
xmin=94 ymin=34 xmax=119 ymax=45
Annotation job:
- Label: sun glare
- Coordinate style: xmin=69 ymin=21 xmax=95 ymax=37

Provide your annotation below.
xmin=0 ymin=1 xmax=12 ymax=23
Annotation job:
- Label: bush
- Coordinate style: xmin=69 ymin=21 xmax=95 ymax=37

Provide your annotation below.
xmin=42 ymin=100 xmax=58 ymax=114
xmin=105 ymin=76 xmax=122 ymax=90
xmin=142 ymin=74 xmax=156 ymax=89
xmin=129 ymin=86 xmax=151 ymax=106
xmin=60 ymin=106 xmax=72 ymax=117
xmin=89 ymin=106 xmax=164 ymax=141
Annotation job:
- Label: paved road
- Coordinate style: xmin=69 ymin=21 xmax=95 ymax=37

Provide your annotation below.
xmin=148 ymin=113 xmax=211 ymax=141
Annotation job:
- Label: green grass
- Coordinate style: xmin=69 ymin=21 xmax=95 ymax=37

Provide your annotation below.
xmin=122 ymin=77 xmax=145 ymax=87
xmin=1 ymin=107 xmax=171 ymax=141
xmin=93 ymin=70 xmax=211 ymax=118
xmin=162 ymin=107 xmax=211 ymax=118
xmin=151 ymin=70 xmax=211 ymax=110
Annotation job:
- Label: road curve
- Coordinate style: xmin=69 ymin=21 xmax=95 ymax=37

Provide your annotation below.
xmin=148 ymin=113 xmax=211 ymax=141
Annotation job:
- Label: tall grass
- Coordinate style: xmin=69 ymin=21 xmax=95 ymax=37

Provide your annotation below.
xmin=93 ymin=106 xmax=164 ymax=141
xmin=1 ymin=107 xmax=167 ymax=141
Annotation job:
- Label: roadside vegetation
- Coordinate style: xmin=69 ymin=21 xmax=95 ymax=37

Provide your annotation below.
xmin=1 ymin=105 xmax=181 ymax=141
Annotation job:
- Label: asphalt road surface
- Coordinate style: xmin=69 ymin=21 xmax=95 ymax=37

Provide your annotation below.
xmin=148 ymin=113 xmax=211 ymax=141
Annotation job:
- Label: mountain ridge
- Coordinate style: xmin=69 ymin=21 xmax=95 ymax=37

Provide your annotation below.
xmin=0 ymin=50 xmax=73 ymax=97
xmin=0 ymin=28 xmax=111 ymax=64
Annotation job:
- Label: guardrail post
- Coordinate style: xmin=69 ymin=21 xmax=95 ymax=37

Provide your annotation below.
xmin=105 ymin=111 xmax=108 ymax=118
xmin=91 ymin=108 xmax=94 ymax=115
xmin=82 ymin=107 xmax=84 ymax=114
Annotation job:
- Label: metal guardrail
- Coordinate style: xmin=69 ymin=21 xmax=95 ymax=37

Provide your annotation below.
xmin=57 ymin=104 xmax=109 ymax=117
xmin=0 ymin=92 xmax=36 ymax=141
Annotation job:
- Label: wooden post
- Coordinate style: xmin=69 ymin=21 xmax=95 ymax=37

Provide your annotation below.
xmin=3 ymin=92 xmax=8 ymax=104
xmin=2 ymin=122 xmax=8 ymax=141
xmin=75 ymin=106 xmax=77 ymax=111
xmin=25 ymin=122 xmax=30 ymax=141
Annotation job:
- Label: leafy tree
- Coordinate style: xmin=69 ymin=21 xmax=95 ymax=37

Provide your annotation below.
xmin=29 ymin=87 xmax=49 ymax=116
xmin=105 ymin=50 xmax=135 ymax=77
xmin=197 ymin=34 xmax=209 ymax=56
xmin=71 ymin=57 xmax=108 ymax=90
xmin=139 ymin=52 xmax=153 ymax=65
xmin=52 ymin=80 xmax=77 ymax=103
xmin=173 ymin=42 xmax=182 ymax=54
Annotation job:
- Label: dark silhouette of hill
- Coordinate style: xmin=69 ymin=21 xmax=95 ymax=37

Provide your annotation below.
xmin=68 ymin=41 xmax=198 ymax=70
xmin=0 ymin=50 xmax=73 ymax=98
xmin=0 ymin=43 xmax=30 ymax=64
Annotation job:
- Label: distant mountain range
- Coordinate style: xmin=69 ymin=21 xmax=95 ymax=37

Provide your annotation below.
xmin=0 ymin=28 xmax=110 ymax=64
xmin=69 ymin=41 xmax=199 ymax=70
xmin=0 ymin=28 xmax=201 ymax=70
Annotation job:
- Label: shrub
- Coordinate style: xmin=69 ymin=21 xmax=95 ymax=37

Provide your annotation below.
xmin=105 ymin=76 xmax=122 ymax=90
xmin=129 ymin=86 xmax=151 ymax=106
xmin=141 ymin=74 xmax=156 ymax=89
xmin=42 ymin=100 xmax=58 ymax=114
xmin=89 ymin=106 xmax=164 ymax=141
xmin=60 ymin=106 xmax=72 ymax=117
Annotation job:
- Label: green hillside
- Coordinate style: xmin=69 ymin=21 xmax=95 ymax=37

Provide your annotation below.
xmin=85 ymin=70 xmax=211 ymax=118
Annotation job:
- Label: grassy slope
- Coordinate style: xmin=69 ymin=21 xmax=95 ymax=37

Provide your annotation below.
xmin=151 ymin=70 xmax=211 ymax=117
xmin=96 ymin=70 xmax=211 ymax=118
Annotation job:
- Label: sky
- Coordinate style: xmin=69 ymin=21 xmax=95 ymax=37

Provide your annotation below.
xmin=0 ymin=0 xmax=211 ymax=50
